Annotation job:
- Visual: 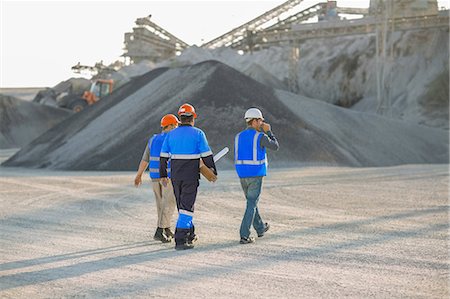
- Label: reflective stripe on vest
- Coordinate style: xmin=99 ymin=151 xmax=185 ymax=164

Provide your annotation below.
xmin=234 ymin=131 xmax=266 ymax=165
xmin=149 ymin=167 xmax=170 ymax=175
xmin=234 ymin=129 xmax=267 ymax=178
xmin=148 ymin=133 xmax=171 ymax=179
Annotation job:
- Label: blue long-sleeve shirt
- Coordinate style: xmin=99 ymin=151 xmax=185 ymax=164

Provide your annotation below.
xmin=159 ymin=124 xmax=216 ymax=180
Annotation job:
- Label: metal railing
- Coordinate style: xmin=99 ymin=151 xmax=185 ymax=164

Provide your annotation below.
xmin=231 ymin=13 xmax=449 ymax=50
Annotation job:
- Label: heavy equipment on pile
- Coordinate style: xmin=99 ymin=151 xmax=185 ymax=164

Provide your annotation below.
xmin=63 ymin=78 xmax=114 ymax=112
xmin=33 ymin=62 xmax=116 ymax=112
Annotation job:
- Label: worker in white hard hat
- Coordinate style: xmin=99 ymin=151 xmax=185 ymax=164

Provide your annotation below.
xmin=234 ymin=107 xmax=279 ymax=244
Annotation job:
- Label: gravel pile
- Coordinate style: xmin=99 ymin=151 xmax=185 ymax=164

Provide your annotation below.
xmin=0 ymin=94 xmax=72 ymax=149
xmin=2 ymin=61 xmax=448 ymax=170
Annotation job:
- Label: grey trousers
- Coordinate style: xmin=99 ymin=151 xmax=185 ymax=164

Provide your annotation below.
xmin=152 ymin=179 xmax=176 ymax=228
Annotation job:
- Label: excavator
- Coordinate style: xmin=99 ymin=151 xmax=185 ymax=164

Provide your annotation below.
xmin=33 ymin=62 xmax=115 ymax=112
xmin=66 ymin=79 xmax=114 ymax=112
xmin=34 ymin=78 xmax=114 ymax=112
xmin=66 ymin=62 xmax=115 ymax=112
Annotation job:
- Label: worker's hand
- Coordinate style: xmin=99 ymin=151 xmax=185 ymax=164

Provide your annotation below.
xmin=210 ymin=171 xmax=217 ymax=183
xmin=161 ymin=177 xmax=169 ymax=187
xmin=261 ymin=122 xmax=271 ymax=133
xmin=134 ymin=174 xmax=142 ymax=187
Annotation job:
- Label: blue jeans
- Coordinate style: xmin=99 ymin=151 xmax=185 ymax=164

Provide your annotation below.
xmin=239 ymin=177 xmax=265 ymax=239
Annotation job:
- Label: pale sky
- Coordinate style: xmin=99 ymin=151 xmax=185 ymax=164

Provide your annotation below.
xmin=1 ymin=0 xmax=448 ymax=87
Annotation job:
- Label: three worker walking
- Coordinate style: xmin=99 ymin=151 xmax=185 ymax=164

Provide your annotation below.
xmin=135 ymin=104 xmax=278 ymax=249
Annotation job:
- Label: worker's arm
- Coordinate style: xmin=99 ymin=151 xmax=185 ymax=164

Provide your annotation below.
xmin=199 ymin=130 xmax=217 ymax=175
xmin=134 ymin=145 xmax=150 ymax=187
xmin=201 ymin=155 xmax=217 ymax=175
xmin=159 ymin=136 xmax=170 ymax=179
xmin=260 ymin=123 xmax=279 ymax=151
xmin=159 ymin=156 xmax=170 ymax=187
xmin=134 ymin=160 xmax=149 ymax=187
xmin=159 ymin=156 xmax=169 ymax=178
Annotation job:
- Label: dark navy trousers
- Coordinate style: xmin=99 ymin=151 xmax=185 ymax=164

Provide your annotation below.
xmin=171 ymin=179 xmax=199 ymax=245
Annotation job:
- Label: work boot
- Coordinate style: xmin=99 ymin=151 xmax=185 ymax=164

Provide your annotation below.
xmin=164 ymin=227 xmax=174 ymax=238
xmin=175 ymin=237 xmax=194 ymax=250
xmin=154 ymin=227 xmax=172 ymax=243
xmin=153 ymin=227 xmax=164 ymax=241
xmin=258 ymin=223 xmax=270 ymax=238
xmin=187 ymin=234 xmax=198 ymax=245
xmin=239 ymin=237 xmax=255 ymax=244
xmin=160 ymin=232 xmax=172 ymax=243
xmin=175 ymin=242 xmax=194 ymax=250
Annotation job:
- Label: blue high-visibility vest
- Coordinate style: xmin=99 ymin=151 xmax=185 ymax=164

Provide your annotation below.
xmin=148 ymin=133 xmax=170 ymax=179
xmin=234 ymin=128 xmax=267 ymax=178
xmin=160 ymin=126 xmax=212 ymax=160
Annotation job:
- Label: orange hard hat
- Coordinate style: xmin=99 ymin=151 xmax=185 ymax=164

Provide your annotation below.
xmin=178 ymin=103 xmax=197 ymax=119
xmin=160 ymin=114 xmax=180 ymax=127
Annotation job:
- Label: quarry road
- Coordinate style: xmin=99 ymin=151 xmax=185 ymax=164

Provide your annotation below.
xmin=0 ymin=164 xmax=448 ymax=298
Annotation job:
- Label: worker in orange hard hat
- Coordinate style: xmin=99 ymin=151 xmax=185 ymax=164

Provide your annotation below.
xmin=160 ymin=114 xmax=180 ymax=127
xmin=134 ymin=113 xmax=180 ymax=243
xmin=160 ymin=103 xmax=217 ymax=250
xmin=177 ymin=103 xmax=197 ymax=119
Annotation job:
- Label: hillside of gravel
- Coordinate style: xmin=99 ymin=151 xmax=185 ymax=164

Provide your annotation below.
xmin=2 ymin=61 xmax=447 ymax=170
xmin=156 ymin=27 xmax=449 ymax=130
xmin=0 ymin=94 xmax=73 ymax=149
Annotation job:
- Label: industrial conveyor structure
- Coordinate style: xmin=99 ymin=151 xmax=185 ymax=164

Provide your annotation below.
xmin=123 ymin=16 xmax=189 ymax=63
xmin=122 ymin=1 xmax=449 ymax=63
xmin=201 ymin=0 xmax=448 ymax=52
xmin=201 ymin=0 xmax=370 ymax=50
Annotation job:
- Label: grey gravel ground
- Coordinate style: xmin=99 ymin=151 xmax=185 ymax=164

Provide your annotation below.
xmin=0 ymin=163 xmax=448 ymax=298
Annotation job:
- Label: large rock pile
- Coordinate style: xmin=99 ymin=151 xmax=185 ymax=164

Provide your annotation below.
xmin=0 ymin=94 xmax=72 ymax=149
xmin=2 ymin=61 xmax=448 ymax=170
xmin=157 ymin=28 xmax=449 ymax=130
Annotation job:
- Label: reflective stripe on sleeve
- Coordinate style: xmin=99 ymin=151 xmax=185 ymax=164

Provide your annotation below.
xmin=200 ymin=150 xmax=213 ymax=157
xmin=179 ymin=209 xmax=194 ymax=217
xmin=160 ymin=152 xmax=170 ymax=158
xmin=149 ymin=156 xmax=159 ymax=161
xmin=171 ymin=154 xmax=201 ymax=159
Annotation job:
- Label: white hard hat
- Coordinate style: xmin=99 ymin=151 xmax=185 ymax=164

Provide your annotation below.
xmin=244 ymin=108 xmax=264 ymax=121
